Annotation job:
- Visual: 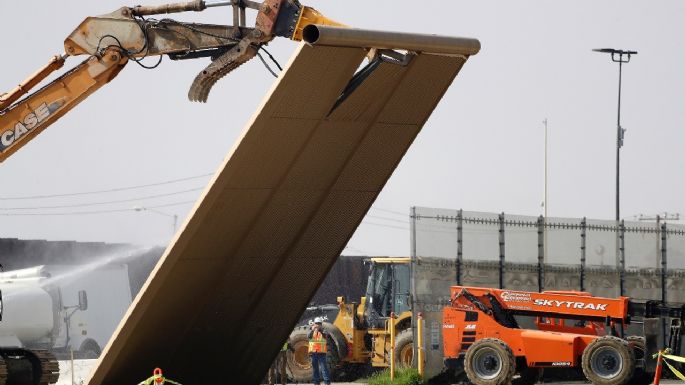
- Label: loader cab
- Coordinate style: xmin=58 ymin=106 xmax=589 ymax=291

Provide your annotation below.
xmin=363 ymin=258 xmax=411 ymax=329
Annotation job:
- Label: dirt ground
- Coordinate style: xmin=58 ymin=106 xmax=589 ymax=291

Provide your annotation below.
xmin=59 ymin=361 xmax=678 ymax=385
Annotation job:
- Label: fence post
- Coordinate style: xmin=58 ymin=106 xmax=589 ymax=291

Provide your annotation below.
xmin=537 ymin=215 xmax=545 ymax=292
xmin=661 ymin=223 xmax=668 ymax=303
xmin=580 ymin=217 xmax=587 ymax=292
xmin=619 ymin=220 xmax=626 ymax=296
xmin=661 ymin=222 xmax=668 ymax=354
xmin=499 ymin=212 xmax=505 ymax=289
xmin=457 ymin=209 xmax=463 ymax=285
xmin=656 ymin=215 xmax=662 ymax=269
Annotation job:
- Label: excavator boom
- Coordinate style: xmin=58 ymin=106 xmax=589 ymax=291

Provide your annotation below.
xmin=0 ymin=50 xmax=127 ymax=162
xmin=0 ymin=0 xmax=343 ymax=163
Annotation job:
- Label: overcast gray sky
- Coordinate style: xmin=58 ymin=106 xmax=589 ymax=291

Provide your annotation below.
xmin=1 ymin=1 xmax=683 ymax=256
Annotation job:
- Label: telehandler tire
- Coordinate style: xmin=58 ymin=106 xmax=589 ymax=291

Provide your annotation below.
xmin=464 ymin=338 xmax=516 ymax=385
xmin=625 ymin=336 xmax=652 ymax=385
xmin=582 ymin=336 xmax=635 ymax=385
xmin=395 ymin=329 xmax=414 ymax=368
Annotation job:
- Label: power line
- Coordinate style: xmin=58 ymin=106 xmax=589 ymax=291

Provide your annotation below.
xmin=370 ymin=207 xmax=408 ymax=217
xmin=0 ymin=187 xmax=203 ymax=211
xmin=366 ymin=214 xmax=410 ymax=224
xmin=360 ymin=221 xmax=410 ymax=231
xmin=0 ymin=173 xmax=213 ymax=201
xmin=0 ymin=200 xmax=196 ymax=216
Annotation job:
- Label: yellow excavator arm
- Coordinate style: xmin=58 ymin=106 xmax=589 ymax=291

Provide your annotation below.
xmin=0 ymin=0 xmax=342 ymax=163
xmin=0 ymin=50 xmax=127 ymax=162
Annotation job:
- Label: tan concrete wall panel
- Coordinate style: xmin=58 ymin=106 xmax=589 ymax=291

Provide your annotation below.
xmin=221 ymin=118 xmax=321 ymax=190
xmin=379 ymin=55 xmax=466 ymax=125
xmin=327 ymin=63 xmax=407 ymax=122
xmin=88 ymin=44 xmax=368 ymax=385
xmin=87 ymin=42 xmax=472 ymax=385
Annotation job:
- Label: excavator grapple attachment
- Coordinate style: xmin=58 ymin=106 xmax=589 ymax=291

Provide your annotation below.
xmin=188 ymin=0 xmax=283 ymax=102
xmin=188 ymin=33 xmax=259 ymax=102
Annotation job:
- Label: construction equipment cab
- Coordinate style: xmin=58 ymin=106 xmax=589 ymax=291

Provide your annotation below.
xmin=0 ymin=0 xmax=342 ymax=163
xmin=443 ymin=286 xmax=685 ymax=385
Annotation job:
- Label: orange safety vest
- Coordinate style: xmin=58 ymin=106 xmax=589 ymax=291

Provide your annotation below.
xmin=308 ymin=330 xmax=327 ymax=354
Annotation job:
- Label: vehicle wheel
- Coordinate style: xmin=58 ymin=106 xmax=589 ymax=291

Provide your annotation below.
xmin=286 ymin=325 xmax=344 ymax=382
xmin=395 ymin=329 xmax=414 ymax=368
xmin=78 ymin=340 xmax=101 ymax=359
xmin=464 ymin=338 xmax=516 ymax=385
xmin=582 ymin=336 xmax=635 ymax=385
xmin=322 ymin=322 xmax=345 ymax=380
xmin=626 ymin=336 xmax=651 ymax=385
xmin=287 ymin=326 xmax=313 ymax=382
xmin=80 ymin=349 xmax=99 ymax=360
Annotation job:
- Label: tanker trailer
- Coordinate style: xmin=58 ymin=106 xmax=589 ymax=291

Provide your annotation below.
xmin=0 ymin=266 xmax=89 ymax=385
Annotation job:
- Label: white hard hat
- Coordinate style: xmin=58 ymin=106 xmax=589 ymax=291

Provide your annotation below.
xmin=314 ymin=317 xmax=323 ymax=324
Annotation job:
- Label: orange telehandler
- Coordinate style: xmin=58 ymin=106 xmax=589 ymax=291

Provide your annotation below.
xmin=442 ymin=286 xmax=685 ymax=385
xmin=0 ymin=0 xmax=342 ymax=163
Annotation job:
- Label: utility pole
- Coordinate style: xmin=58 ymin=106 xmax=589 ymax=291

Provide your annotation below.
xmin=542 ymin=118 xmax=549 ymax=263
xmin=637 ymin=213 xmax=680 ymax=268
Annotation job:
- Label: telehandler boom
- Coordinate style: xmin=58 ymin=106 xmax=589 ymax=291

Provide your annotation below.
xmin=0 ymin=0 xmax=342 ymax=163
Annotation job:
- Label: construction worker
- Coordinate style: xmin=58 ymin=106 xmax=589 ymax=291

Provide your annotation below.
xmin=308 ymin=317 xmax=330 ymax=385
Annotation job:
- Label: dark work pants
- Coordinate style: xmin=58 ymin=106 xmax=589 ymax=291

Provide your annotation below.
xmin=310 ymin=352 xmax=330 ymax=385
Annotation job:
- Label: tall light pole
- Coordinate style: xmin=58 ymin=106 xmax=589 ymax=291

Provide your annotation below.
xmin=134 ymin=206 xmax=178 ymax=235
xmin=542 ymin=118 xmax=548 ymax=263
xmin=592 ymin=48 xmax=637 ymax=223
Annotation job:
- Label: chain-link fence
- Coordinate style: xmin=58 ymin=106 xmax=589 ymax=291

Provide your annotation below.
xmin=409 ymin=206 xmax=685 ymax=378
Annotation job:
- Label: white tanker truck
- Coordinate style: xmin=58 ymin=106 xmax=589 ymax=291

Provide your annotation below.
xmin=0 ymin=264 xmax=132 ymax=385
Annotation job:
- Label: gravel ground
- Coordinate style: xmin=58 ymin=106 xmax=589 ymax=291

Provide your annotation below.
xmin=57 ymin=361 xmax=680 ymax=385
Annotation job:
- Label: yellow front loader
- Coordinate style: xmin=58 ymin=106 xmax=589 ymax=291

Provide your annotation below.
xmin=287 ymin=257 xmax=414 ymax=381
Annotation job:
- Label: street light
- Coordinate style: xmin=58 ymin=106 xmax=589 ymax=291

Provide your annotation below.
xmin=592 ymin=48 xmax=638 ymax=222
xmin=133 ymin=206 xmax=178 ymax=234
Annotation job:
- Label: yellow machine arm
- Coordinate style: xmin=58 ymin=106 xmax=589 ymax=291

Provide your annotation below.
xmin=0 ymin=0 xmax=342 ymax=163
